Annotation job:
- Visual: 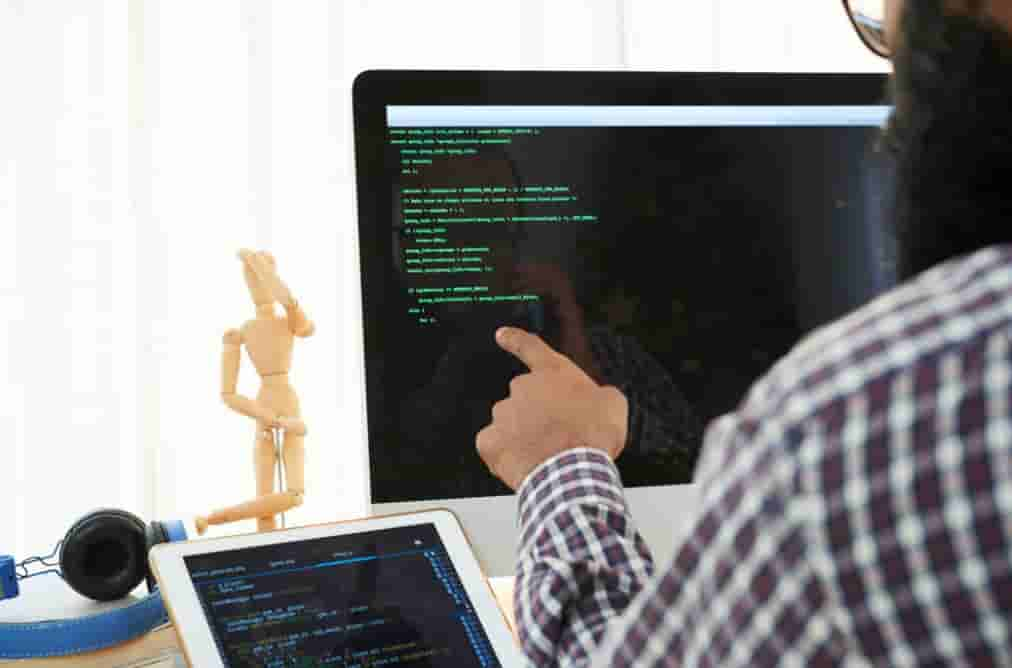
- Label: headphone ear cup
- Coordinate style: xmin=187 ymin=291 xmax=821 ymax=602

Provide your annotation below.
xmin=59 ymin=509 xmax=147 ymax=602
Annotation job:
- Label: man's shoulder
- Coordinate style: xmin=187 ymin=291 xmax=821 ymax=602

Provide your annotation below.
xmin=740 ymin=244 xmax=1012 ymax=430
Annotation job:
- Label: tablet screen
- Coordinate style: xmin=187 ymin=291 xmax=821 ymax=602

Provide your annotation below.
xmin=183 ymin=523 xmax=501 ymax=667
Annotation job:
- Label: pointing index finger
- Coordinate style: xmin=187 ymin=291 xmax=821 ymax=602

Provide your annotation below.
xmin=496 ymin=327 xmax=560 ymax=371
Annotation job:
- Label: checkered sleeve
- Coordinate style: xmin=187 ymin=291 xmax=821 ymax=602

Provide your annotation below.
xmin=586 ymin=414 xmax=845 ymax=667
xmin=514 ymin=249 xmax=1012 ymax=666
xmin=514 ymin=448 xmax=655 ymax=667
xmin=515 ymin=418 xmax=847 ymax=667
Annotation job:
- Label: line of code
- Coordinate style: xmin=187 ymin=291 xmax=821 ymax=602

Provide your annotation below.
xmin=389 ymin=127 xmax=599 ymax=328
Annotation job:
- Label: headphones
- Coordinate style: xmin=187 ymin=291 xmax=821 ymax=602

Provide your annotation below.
xmin=0 ymin=508 xmax=188 ymax=659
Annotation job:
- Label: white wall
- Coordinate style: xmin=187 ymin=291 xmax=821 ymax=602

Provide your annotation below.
xmin=0 ymin=0 xmax=887 ymax=555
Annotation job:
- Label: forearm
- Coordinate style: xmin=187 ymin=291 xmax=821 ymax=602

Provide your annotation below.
xmin=221 ymin=334 xmax=271 ymax=422
xmin=283 ymin=299 xmax=315 ymax=337
xmin=221 ymin=392 xmax=273 ymax=423
xmin=515 ymin=448 xmax=654 ymax=667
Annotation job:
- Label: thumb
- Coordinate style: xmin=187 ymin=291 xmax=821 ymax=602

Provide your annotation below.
xmin=496 ymin=327 xmax=560 ymax=371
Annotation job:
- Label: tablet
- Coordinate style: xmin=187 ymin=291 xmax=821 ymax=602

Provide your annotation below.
xmin=149 ymin=509 xmax=523 ymax=667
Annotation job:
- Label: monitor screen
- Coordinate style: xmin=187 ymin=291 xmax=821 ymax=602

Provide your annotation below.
xmin=354 ymin=74 xmax=894 ymax=503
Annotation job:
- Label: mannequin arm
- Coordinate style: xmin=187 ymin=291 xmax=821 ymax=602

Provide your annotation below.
xmin=242 ymin=250 xmax=315 ymax=337
xmin=220 ymin=329 xmax=274 ymax=422
xmin=243 ymin=250 xmax=294 ymax=305
xmin=276 ymin=415 xmax=308 ymax=436
xmin=282 ymin=299 xmax=315 ymax=338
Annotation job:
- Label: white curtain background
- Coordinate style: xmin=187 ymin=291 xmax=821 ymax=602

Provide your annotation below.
xmin=0 ymin=0 xmax=885 ymax=556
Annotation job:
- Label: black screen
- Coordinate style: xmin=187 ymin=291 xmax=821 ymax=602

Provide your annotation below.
xmin=352 ymin=74 xmax=894 ymax=503
xmin=364 ymin=102 xmax=895 ymax=502
xmin=184 ymin=524 xmax=500 ymax=667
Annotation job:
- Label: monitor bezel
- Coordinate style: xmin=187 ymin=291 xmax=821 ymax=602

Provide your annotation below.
xmin=351 ymin=69 xmax=890 ymax=505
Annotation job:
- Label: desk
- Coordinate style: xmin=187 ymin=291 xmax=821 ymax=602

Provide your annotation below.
xmin=1 ymin=574 xmax=516 ymax=666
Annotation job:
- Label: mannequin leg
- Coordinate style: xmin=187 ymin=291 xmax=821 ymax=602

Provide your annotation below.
xmin=254 ymin=428 xmax=278 ymax=532
xmin=282 ymin=430 xmax=305 ymax=501
xmin=196 ymin=428 xmax=287 ymax=534
xmin=198 ymin=492 xmax=302 ymax=532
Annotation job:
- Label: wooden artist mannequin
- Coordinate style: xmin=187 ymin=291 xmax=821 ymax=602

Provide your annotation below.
xmin=195 ymin=250 xmax=315 ymax=534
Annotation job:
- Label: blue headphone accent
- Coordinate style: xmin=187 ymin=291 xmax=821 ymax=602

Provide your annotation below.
xmin=0 ymin=555 xmax=18 ymax=600
xmin=0 ymin=509 xmax=187 ymax=659
xmin=161 ymin=520 xmax=187 ymax=543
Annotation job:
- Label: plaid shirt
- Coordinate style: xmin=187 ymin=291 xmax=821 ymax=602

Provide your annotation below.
xmin=515 ymin=245 xmax=1012 ymax=667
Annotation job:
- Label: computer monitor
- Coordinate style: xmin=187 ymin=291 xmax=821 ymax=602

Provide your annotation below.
xmin=352 ymin=70 xmax=893 ymax=575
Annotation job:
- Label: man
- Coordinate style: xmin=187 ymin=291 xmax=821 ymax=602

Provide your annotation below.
xmin=477 ymin=1 xmax=1012 ymax=665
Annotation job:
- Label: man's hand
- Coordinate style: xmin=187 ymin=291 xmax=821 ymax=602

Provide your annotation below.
xmin=476 ymin=327 xmax=629 ymax=490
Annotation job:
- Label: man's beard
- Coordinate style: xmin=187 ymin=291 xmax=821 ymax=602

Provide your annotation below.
xmin=882 ymin=1 xmax=1012 ymax=281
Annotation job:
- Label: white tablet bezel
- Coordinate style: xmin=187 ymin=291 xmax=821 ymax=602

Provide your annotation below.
xmin=149 ymin=509 xmax=523 ymax=667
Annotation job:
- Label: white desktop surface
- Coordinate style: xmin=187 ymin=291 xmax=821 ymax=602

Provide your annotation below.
xmin=375 ymin=483 xmax=701 ymax=576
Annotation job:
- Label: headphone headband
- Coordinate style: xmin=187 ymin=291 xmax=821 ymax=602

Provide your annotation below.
xmin=0 ymin=591 xmax=170 ymax=658
xmin=0 ymin=511 xmax=188 ymax=658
